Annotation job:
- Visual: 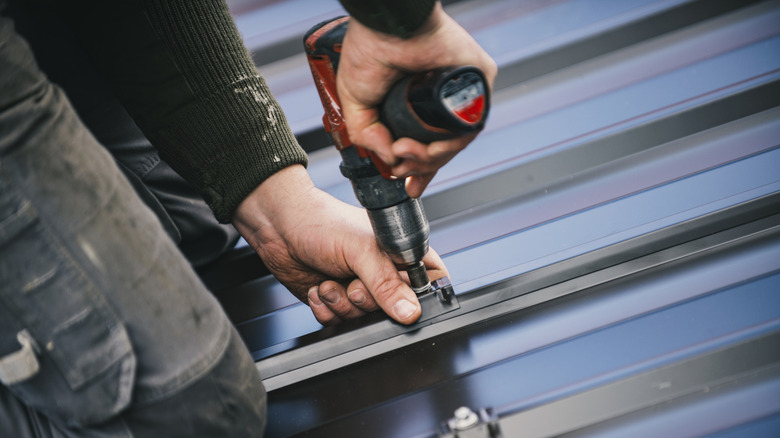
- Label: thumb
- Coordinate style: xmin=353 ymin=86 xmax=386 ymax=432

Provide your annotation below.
xmin=353 ymin=249 xmax=422 ymax=324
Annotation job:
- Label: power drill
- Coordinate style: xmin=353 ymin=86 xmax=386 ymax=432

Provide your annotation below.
xmin=303 ymin=17 xmax=489 ymax=296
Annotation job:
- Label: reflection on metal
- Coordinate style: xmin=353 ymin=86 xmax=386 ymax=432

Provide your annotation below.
xmin=205 ymin=0 xmax=780 ymax=436
xmin=499 ymin=330 xmax=780 ymax=437
xmin=256 ymin=200 xmax=780 ymax=390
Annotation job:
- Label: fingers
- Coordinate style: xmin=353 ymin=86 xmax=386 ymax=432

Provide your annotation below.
xmin=309 ymin=247 xmax=449 ymax=326
xmin=307 ymin=285 xmax=342 ymax=326
xmin=388 ymin=135 xmax=473 ymax=197
xmin=405 ymin=175 xmax=436 ymax=199
xmin=342 ymin=112 xmax=398 ymax=167
xmin=308 ymin=279 xmax=380 ymax=326
xmin=393 ymin=136 xmax=470 ymax=172
xmin=340 ymin=245 xmax=451 ymax=325
xmin=349 ymin=248 xmax=423 ymax=324
xmin=345 ymin=278 xmax=379 ymax=311
xmin=422 ymin=247 xmax=449 ymax=281
xmin=349 ymin=126 xmax=472 ymax=178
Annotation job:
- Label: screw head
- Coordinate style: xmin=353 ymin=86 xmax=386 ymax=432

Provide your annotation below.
xmin=452 ymin=406 xmax=479 ymax=430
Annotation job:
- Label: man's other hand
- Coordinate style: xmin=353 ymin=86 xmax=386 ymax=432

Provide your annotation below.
xmin=337 ymin=2 xmax=497 ymax=197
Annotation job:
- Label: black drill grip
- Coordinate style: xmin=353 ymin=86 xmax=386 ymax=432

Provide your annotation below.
xmin=381 ymin=66 xmax=489 ymax=144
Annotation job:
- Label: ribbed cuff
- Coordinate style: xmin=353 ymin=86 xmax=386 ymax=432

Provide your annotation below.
xmin=139 ymin=0 xmax=307 ymax=222
xmin=62 ymin=0 xmax=309 ymax=222
xmin=156 ymin=75 xmax=308 ymax=223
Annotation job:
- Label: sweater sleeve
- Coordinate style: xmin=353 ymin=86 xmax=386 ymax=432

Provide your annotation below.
xmin=339 ymin=0 xmax=437 ymax=38
xmin=63 ymin=0 xmax=308 ymax=223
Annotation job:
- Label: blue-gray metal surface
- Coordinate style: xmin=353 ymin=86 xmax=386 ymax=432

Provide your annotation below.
xmin=214 ymin=0 xmax=780 ymax=436
xmin=264 ymin=225 xmax=780 ymax=437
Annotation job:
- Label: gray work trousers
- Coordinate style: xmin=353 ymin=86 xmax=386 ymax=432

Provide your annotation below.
xmin=0 ymin=12 xmax=266 ymax=438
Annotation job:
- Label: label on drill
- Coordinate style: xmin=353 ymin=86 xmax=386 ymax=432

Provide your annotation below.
xmin=440 ymin=72 xmax=486 ymax=125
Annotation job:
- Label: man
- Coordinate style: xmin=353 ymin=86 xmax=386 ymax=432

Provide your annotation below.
xmin=0 ymin=0 xmax=496 ymax=436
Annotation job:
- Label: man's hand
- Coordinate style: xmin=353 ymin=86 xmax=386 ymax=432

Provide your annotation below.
xmin=232 ymin=165 xmax=448 ymax=326
xmin=337 ymin=2 xmax=497 ymax=197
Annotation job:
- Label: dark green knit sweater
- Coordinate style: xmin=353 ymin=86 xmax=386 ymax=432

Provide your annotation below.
xmin=64 ymin=0 xmax=435 ymax=222
xmin=340 ymin=0 xmax=436 ymax=38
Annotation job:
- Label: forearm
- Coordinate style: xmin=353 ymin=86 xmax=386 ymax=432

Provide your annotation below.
xmin=339 ymin=0 xmax=437 ymax=38
xmin=62 ymin=0 xmax=307 ymax=222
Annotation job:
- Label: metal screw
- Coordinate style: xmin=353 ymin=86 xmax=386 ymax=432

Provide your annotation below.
xmin=452 ymin=406 xmax=479 ymax=430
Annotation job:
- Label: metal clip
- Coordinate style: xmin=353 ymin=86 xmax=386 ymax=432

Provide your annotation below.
xmin=415 ymin=276 xmax=459 ymax=324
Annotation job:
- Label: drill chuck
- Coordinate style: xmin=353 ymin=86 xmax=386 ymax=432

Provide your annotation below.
xmin=366 ymin=197 xmax=430 ymax=266
xmin=341 ymin=146 xmax=432 ymax=294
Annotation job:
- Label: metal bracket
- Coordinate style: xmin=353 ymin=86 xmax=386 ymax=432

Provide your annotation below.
xmin=440 ymin=406 xmax=503 ymax=438
xmin=416 ymin=276 xmax=460 ymax=324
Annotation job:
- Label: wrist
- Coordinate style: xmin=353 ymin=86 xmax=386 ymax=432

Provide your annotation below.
xmin=232 ymin=164 xmax=314 ymax=247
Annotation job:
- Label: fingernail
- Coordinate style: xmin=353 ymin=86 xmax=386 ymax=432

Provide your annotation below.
xmin=320 ymin=288 xmax=340 ymax=305
xmin=308 ymin=286 xmax=323 ymax=306
xmin=347 ymin=289 xmax=366 ymax=305
xmin=393 ymin=299 xmax=418 ymax=321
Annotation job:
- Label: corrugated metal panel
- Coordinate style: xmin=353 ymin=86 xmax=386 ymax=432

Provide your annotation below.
xmin=207 ymin=1 xmax=780 ymax=436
